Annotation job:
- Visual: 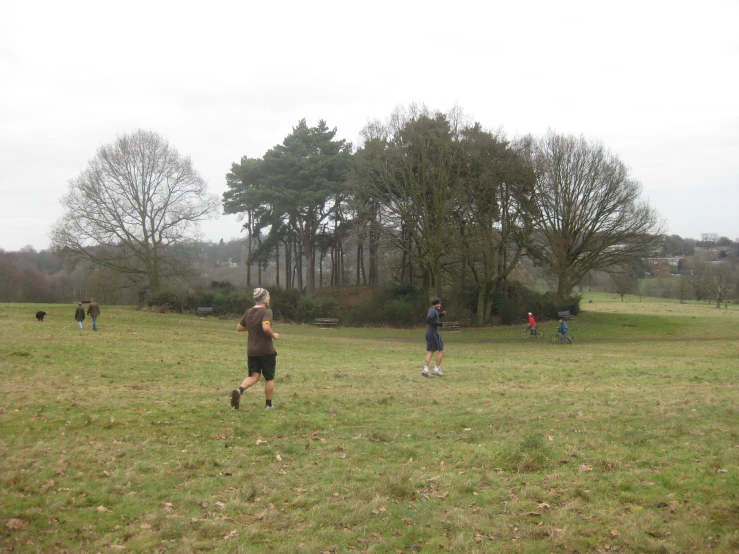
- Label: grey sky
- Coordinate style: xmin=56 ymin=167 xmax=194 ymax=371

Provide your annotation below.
xmin=2 ymin=0 xmax=738 ymax=252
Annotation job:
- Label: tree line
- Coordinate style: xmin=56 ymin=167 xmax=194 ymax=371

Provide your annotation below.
xmin=40 ymin=105 xmax=703 ymax=322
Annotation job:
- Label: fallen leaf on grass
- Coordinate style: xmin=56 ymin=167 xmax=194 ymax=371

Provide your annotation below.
xmin=140 ymin=523 xmax=153 ymax=530
xmin=579 ymin=464 xmax=593 ymax=472
xmin=537 ymin=502 xmax=551 ymax=509
xmin=275 ymin=454 xmax=282 ymax=461
xmin=224 ymin=530 xmax=238 ymax=539
xmin=40 ymin=480 xmax=55 ymax=491
xmin=213 ymin=434 xmax=226 ymax=440
xmin=256 ymin=439 xmax=267 ymax=445
xmin=96 ymin=505 xmax=111 ymax=513
xmin=526 ymin=512 xmax=541 ymax=516
xmin=215 ymin=502 xmax=226 ymax=510
xmin=610 ymin=529 xmax=619 ymax=538
xmin=646 ymin=530 xmax=670 ymax=538
xmin=5 ymin=518 xmax=28 ymax=531
xmin=256 ymin=512 xmax=266 ymax=520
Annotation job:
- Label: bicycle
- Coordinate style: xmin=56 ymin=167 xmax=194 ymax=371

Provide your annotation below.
xmin=521 ymin=326 xmax=544 ymax=339
xmin=550 ymin=331 xmax=573 ymax=344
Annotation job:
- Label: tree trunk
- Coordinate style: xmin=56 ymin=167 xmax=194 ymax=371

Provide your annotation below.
xmin=474 ymin=286 xmax=486 ymax=326
xmin=284 ymin=239 xmax=291 ymax=290
xmin=275 ymin=241 xmax=280 ymax=288
xmin=137 ymin=286 xmax=149 ymax=310
xmin=557 ymin=275 xmax=573 ymax=298
xmin=368 ymin=207 xmax=380 ymax=287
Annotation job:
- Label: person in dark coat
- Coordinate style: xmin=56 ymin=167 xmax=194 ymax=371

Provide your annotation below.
xmin=87 ymin=298 xmax=101 ymax=331
xmin=75 ymin=302 xmax=85 ymax=330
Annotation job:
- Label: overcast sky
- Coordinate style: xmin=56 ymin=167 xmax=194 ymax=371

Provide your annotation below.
xmin=2 ymin=0 xmax=738 ymax=252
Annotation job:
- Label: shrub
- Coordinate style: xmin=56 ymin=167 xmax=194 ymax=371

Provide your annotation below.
xmin=347 ymin=283 xmax=427 ymax=327
xmin=488 ymin=282 xmax=581 ymax=324
xmin=269 ymin=287 xmax=302 ymax=321
xmin=149 ymin=290 xmax=182 ymax=312
xmin=295 ymin=295 xmax=318 ymax=323
xmin=381 ymin=298 xmax=423 ymax=327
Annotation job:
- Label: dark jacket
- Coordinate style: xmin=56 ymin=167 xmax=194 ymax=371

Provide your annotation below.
xmin=75 ymin=306 xmax=85 ymax=322
xmin=87 ymin=302 xmax=100 ymax=317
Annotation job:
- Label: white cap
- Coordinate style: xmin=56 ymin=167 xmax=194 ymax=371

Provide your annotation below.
xmin=528 ymin=312 xmax=532 ymax=315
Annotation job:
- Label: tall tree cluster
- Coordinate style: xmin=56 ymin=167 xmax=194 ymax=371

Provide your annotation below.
xmin=224 ymin=107 xmax=665 ymax=323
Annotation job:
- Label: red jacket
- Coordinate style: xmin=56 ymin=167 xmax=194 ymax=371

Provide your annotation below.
xmin=528 ymin=315 xmax=536 ymax=327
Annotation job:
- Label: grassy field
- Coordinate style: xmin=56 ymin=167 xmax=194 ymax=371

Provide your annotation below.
xmin=1 ymin=294 xmax=737 ymax=553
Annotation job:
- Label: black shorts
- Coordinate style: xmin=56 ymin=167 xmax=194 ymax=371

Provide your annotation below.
xmin=248 ymin=353 xmax=277 ymax=381
xmin=425 ymin=331 xmax=444 ymax=352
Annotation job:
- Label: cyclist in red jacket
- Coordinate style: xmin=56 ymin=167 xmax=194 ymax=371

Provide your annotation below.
xmin=527 ymin=312 xmax=537 ymax=335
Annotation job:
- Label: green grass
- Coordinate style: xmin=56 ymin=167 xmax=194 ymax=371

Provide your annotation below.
xmin=1 ymin=298 xmax=738 ymax=553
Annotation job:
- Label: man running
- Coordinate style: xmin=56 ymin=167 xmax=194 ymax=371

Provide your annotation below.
xmin=231 ymin=288 xmax=280 ymax=410
xmin=422 ymin=298 xmax=446 ymax=377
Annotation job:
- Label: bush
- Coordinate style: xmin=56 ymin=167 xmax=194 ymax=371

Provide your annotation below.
xmin=149 ymin=290 xmax=181 ymax=311
xmin=488 ymin=282 xmax=581 ymax=324
xmin=381 ymin=298 xmax=424 ymax=327
xmin=211 ymin=291 xmax=252 ymax=315
xmin=269 ymin=287 xmax=302 ymax=321
xmin=347 ymin=283 xmax=427 ymax=327
xmin=295 ymin=295 xmax=317 ymax=323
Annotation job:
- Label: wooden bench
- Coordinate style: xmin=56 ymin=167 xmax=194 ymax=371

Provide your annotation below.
xmin=196 ymin=307 xmax=213 ymax=317
xmin=314 ymin=318 xmax=339 ymax=327
xmin=442 ymin=321 xmax=461 ymax=332
xmin=558 ymin=311 xmax=572 ymax=319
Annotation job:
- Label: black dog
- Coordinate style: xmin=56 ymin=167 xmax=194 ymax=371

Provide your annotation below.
xmin=36 ymin=311 xmax=47 ymax=321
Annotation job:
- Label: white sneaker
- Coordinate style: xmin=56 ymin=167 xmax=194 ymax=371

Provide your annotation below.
xmin=421 ymin=370 xmax=430 ymax=378
xmin=433 ymin=369 xmax=445 ymax=377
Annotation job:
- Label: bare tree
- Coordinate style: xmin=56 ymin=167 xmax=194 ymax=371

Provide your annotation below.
xmin=52 ymin=130 xmax=219 ymax=305
xmin=528 ymin=131 xmax=664 ymax=297
xmin=610 ymin=265 xmax=639 ymax=301
xmin=705 ymin=263 xmax=735 ymax=308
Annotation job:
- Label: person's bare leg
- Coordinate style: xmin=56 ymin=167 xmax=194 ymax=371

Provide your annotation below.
xmin=424 ymin=351 xmax=433 ymax=366
xmin=265 ymin=380 xmax=275 ymax=402
xmin=433 ymin=350 xmax=445 ymax=376
xmin=240 ymin=373 xmax=261 ymax=390
xmin=232 ymin=373 xmax=261 ymax=409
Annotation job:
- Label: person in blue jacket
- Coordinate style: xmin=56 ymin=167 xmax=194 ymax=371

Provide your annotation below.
xmin=423 ymin=298 xmax=446 ymax=377
xmin=558 ymin=318 xmax=570 ymax=343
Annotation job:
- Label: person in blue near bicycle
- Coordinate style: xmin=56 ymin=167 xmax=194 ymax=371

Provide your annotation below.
xmin=558 ymin=318 xmax=569 ymax=343
xmin=527 ymin=312 xmax=537 ymax=335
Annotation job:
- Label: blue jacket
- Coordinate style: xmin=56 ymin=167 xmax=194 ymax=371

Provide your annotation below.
xmin=559 ymin=321 xmax=568 ymax=333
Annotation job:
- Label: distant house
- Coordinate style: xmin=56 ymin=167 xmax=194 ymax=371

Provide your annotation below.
xmin=646 ymin=256 xmax=682 ymax=270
